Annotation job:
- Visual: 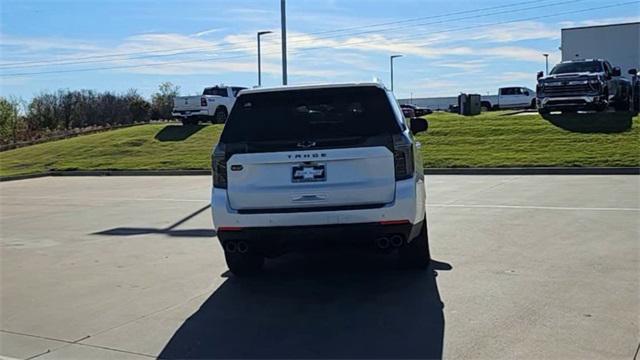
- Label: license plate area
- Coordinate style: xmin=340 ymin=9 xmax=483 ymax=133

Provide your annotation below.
xmin=292 ymin=164 xmax=326 ymax=183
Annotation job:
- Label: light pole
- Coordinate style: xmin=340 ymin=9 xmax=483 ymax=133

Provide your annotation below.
xmin=543 ymin=53 xmax=549 ymax=75
xmin=280 ymin=0 xmax=288 ymax=85
xmin=390 ymin=54 xmax=403 ymax=92
xmin=257 ymin=31 xmax=272 ymax=87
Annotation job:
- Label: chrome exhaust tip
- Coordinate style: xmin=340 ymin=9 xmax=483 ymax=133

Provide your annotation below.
xmin=375 ymin=237 xmax=390 ymax=249
xmin=236 ymin=241 xmax=249 ymax=254
xmin=390 ymin=235 xmax=404 ymax=247
xmin=224 ymin=241 xmax=237 ymax=253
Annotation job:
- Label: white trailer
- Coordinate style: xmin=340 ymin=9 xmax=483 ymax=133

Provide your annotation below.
xmin=561 ymin=22 xmax=640 ymax=79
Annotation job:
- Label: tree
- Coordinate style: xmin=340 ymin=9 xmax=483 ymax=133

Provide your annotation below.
xmin=0 ymin=97 xmax=23 ymax=144
xmin=151 ymin=82 xmax=180 ymax=120
xmin=125 ymin=89 xmax=151 ymax=123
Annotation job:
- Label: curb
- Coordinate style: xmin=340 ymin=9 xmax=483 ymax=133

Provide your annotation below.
xmin=2 ymin=167 xmax=638 ymax=182
xmin=423 ymin=167 xmax=640 ymax=175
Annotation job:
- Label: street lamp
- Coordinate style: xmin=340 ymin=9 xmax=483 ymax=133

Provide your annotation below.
xmin=390 ymin=54 xmax=403 ymax=92
xmin=257 ymin=31 xmax=272 ymax=87
xmin=543 ymin=53 xmax=549 ymax=75
xmin=281 ymin=0 xmax=288 ymax=85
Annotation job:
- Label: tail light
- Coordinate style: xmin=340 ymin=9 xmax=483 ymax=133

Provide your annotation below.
xmin=393 ymin=134 xmax=414 ymax=180
xmin=212 ymin=144 xmax=227 ymax=189
xmin=201 ymin=97 xmax=207 ymax=107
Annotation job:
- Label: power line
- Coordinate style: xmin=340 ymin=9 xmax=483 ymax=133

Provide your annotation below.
xmin=3 ymin=1 xmax=637 ymax=77
xmin=0 ymin=0 xmax=568 ymax=69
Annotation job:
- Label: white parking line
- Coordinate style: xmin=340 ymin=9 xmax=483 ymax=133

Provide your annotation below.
xmin=0 ymin=195 xmax=206 ymax=203
xmin=428 ymin=204 xmax=640 ymax=212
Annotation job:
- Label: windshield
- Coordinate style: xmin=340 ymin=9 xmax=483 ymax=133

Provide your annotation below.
xmin=203 ymin=88 xmax=228 ymax=96
xmin=221 ymin=86 xmax=401 ymax=143
xmin=550 ymin=61 xmax=603 ymax=74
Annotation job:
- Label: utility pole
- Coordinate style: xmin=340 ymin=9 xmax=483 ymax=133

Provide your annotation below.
xmin=257 ymin=31 xmax=272 ymax=87
xmin=281 ymin=0 xmax=288 ymax=85
xmin=543 ymin=53 xmax=549 ymax=75
xmin=390 ymin=54 xmax=403 ymax=92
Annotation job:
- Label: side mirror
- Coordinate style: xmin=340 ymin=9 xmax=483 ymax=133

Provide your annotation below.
xmin=612 ymin=67 xmax=621 ymax=77
xmin=524 ymin=91 xmax=530 ymax=96
xmin=629 ymin=68 xmax=638 ymax=75
xmin=537 ymin=71 xmax=544 ymax=79
xmin=410 ymin=117 xmax=428 ymax=135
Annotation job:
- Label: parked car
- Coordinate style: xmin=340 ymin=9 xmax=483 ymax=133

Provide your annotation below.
xmin=172 ymin=85 xmax=246 ymax=125
xmin=536 ymin=59 xmax=633 ymax=114
xmin=400 ymin=103 xmax=432 ymax=116
xmin=481 ymin=87 xmax=536 ymax=110
xmin=211 ymin=83 xmax=430 ymax=275
xmin=401 ymin=106 xmax=415 ymax=118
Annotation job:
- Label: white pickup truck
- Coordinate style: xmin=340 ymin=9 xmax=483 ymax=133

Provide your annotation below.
xmin=481 ymin=87 xmax=537 ymax=110
xmin=172 ymin=85 xmax=246 ymax=125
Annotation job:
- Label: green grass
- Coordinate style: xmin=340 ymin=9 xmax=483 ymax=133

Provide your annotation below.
xmin=1 ymin=112 xmax=639 ymax=177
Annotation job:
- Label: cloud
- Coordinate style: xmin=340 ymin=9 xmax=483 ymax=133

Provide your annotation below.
xmin=191 ymin=28 xmax=224 ymax=37
xmin=476 ymin=46 xmax=560 ymax=63
xmin=434 ymin=60 xmax=487 ymax=70
xmin=467 ymin=21 xmax=560 ymax=43
xmin=558 ymin=16 xmax=640 ymax=28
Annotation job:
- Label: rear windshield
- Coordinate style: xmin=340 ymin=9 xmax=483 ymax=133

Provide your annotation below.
xmin=203 ymin=88 xmax=228 ymax=96
xmin=221 ymin=87 xmax=401 ymax=143
xmin=550 ymin=61 xmax=602 ymax=74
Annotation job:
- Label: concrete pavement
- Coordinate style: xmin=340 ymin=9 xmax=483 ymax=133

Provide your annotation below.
xmin=0 ymin=175 xmax=638 ymax=359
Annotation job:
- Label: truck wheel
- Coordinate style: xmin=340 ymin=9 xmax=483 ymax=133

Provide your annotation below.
xmin=224 ymin=249 xmax=264 ymax=276
xmin=398 ymin=217 xmax=431 ymax=269
xmin=214 ymin=107 xmax=228 ymax=124
xmin=614 ymin=99 xmax=630 ymax=112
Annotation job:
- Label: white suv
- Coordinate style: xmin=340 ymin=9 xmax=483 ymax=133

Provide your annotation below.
xmin=211 ymin=83 xmax=430 ymax=275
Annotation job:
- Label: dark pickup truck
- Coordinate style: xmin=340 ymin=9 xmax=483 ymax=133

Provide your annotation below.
xmin=536 ymin=59 xmax=633 ymax=114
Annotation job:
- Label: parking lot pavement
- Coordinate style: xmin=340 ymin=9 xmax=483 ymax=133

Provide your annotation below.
xmin=0 ymin=175 xmax=638 ymax=359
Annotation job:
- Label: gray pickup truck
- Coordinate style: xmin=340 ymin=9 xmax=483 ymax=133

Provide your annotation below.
xmin=536 ymin=59 xmax=633 ymax=114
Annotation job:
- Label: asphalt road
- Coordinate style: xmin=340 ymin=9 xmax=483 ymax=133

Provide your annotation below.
xmin=0 ymin=175 xmax=638 ymax=359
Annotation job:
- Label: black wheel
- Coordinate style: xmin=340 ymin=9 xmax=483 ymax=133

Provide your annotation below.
xmin=224 ymin=250 xmax=264 ymax=276
xmin=614 ymin=99 xmax=630 ymax=112
xmin=398 ymin=217 xmax=431 ymax=269
xmin=529 ymin=99 xmax=537 ymax=109
xmin=214 ymin=107 xmax=228 ymax=124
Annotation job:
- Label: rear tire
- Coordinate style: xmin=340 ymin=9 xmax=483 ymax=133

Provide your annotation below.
xmin=614 ymin=99 xmax=630 ymax=112
xmin=398 ymin=217 xmax=431 ymax=269
xmin=224 ymin=250 xmax=264 ymax=276
xmin=214 ymin=107 xmax=228 ymax=124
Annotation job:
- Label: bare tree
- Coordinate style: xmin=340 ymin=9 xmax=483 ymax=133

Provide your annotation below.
xmin=151 ymin=82 xmax=180 ymax=120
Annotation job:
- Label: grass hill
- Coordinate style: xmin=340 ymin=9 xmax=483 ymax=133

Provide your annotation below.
xmin=1 ymin=111 xmax=638 ymax=177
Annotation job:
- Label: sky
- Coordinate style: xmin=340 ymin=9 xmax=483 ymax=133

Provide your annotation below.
xmin=1 ymin=0 xmax=638 ymax=101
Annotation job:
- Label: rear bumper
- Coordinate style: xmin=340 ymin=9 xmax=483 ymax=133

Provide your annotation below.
xmin=217 ymin=221 xmax=422 ymax=254
xmin=211 ymin=175 xmax=425 ymax=229
xmin=172 ymin=110 xmax=212 ymax=118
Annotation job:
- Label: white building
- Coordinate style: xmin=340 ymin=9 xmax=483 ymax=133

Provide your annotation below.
xmin=561 ymin=22 xmax=640 ymax=78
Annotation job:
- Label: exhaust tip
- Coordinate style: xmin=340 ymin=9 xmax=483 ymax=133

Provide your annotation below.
xmin=390 ymin=234 xmax=404 ymax=247
xmin=375 ymin=237 xmax=390 ymax=249
xmin=237 ymin=241 xmax=249 ymax=254
xmin=224 ymin=241 xmax=237 ymax=253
